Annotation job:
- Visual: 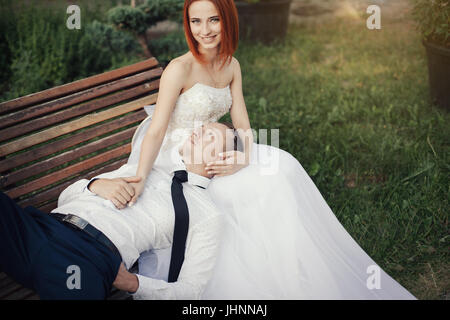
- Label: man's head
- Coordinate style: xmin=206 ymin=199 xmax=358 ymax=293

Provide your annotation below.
xmin=180 ymin=122 xmax=238 ymax=167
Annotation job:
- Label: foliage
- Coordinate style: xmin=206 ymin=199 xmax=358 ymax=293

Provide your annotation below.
xmin=411 ymin=0 xmax=450 ymax=47
xmin=78 ymin=20 xmax=142 ymax=76
xmin=148 ymin=30 xmax=188 ymax=67
xmin=107 ymin=0 xmax=183 ymax=34
xmin=138 ymin=0 xmax=184 ymax=26
xmin=0 ymin=1 xmax=142 ymax=102
xmin=107 ymin=5 xmax=147 ymax=34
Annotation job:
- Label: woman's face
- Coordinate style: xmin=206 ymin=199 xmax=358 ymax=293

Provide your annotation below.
xmin=188 ymin=0 xmax=222 ymax=50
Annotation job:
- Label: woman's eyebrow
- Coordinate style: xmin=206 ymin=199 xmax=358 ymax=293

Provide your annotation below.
xmin=191 ymin=15 xmax=220 ymax=20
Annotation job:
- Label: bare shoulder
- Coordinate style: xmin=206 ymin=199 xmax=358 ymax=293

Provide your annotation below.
xmin=230 ymin=56 xmax=241 ymax=76
xmin=161 ymin=55 xmax=191 ymax=92
xmin=162 ymin=55 xmax=191 ymax=81
xmin=230 ymin=56 xmax=242 ymax=83
xmin=231 ymin=56 xmax=241 ymax=69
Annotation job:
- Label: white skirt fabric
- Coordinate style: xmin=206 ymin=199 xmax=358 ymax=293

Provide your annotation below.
xmin=133 ymin=107 xmax=417 ymax=300
xmin=199 ymin=142 xmax=416 ymax=299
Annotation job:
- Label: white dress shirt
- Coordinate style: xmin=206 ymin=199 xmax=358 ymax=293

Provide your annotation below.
xmin=52 ymin=145 xmax=224 ymax=299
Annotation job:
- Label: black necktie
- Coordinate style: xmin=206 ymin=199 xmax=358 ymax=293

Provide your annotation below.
xmin=168 ymin=170 xmax=189 ymax=282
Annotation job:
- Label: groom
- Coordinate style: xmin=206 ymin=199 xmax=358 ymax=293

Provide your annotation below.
xmin=0 ymin=122 xmax=237 ymax=299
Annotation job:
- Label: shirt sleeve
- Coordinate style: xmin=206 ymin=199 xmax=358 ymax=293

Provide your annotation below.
xmin=56 ymin=163 xmax=135 ymax=207
xmin=130 ymin=213 xmax=224 ymax=300
xmin=84 ymin=178 xmax=99 ymax=195
xmin=57 ymin=179 xmax=91 ymax=207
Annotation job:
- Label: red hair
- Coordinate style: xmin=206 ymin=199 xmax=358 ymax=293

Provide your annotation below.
xmin=183 ymin=0 xmax=239 ymax=70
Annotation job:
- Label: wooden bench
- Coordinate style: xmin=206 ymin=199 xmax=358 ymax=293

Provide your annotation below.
xmin=0 ymin=57 xmax=163 ymax=300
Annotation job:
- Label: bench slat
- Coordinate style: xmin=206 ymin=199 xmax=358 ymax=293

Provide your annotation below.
xmin=18 ymin=157 xmax=129 ymax=208
xmin=0 ymin=94 xmax=157 ymax=157
xmin=7 ymin=144 xmax=131 ymax=199
xmin=1 ymin=286 xmax=36 ymax=300
xmin=36 ymin=200 xmax=58 ymax=213
xmin=0 ymin=273 xmax=13 ymax=287
xmin=0 ymin=280 xmax=23 ymax=300
xmin=0 ymin=57 xmax=161 ymax=300
xmin=0 ymin=58 xmax=159 ymax=113
xmin=2 ymin=127 xmax=136 ymax=188
xmin=0 ymin=110 xmax=146 ymax=173
xmin=0 ymin=79 xmax=159 ymax=142
xmin=0 ymin=69 xmax=161 ymax=130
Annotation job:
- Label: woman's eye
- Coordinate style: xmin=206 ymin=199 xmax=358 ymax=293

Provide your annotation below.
xmin=211 ymin=18 xmax=219 ymax=23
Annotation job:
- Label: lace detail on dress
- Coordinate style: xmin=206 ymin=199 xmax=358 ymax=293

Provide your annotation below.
xmin=161 ymin=83 xmax=232 ymax=150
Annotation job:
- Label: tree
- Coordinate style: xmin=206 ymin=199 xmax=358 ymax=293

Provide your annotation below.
xmin=107 ymin=0 xmax=184 ymax=58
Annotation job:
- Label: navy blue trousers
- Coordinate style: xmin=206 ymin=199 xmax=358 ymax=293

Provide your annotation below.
xmin=0 ymin=192 xmax=122 ymax=300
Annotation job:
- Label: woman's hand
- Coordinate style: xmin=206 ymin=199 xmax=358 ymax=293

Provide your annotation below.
xmin=205 ymin=151 xmax=248 ymax=177
xmin=89 ymin=176 xmax=141 ymax=209
xmin=128 ymin=179 xmax=146 ymax=207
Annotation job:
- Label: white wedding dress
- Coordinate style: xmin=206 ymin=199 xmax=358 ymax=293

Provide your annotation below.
xmin=129 ymin=82 xmax=417 ymax=300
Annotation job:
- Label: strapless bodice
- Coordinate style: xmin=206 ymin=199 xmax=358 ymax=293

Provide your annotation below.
xmin=161 ymin=83 xmax=232 ymax=150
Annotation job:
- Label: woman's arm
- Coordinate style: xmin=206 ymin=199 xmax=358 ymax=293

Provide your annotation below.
xmin=205 ymin=57 xmax=253 ymax=177
xmin=229 ymin=57 xmax=254 ymax=164
xmin=129 ymin=59 xmax=188 ymax=204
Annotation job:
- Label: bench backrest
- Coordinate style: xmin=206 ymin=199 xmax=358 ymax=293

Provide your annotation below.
xmin=0 ymin=58 xmax=162 ymax=213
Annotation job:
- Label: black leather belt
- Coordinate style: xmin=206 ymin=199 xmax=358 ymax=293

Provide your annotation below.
xmin=49 ymin=212 xmax=121 ymax=259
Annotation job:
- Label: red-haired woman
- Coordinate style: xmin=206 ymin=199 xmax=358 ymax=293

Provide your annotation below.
xmin=128 ymin=0 xmax=416 ymax=300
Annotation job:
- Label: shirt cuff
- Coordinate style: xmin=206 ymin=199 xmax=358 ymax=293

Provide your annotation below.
xmin=84 ymin=178 xmax=99 ymax=195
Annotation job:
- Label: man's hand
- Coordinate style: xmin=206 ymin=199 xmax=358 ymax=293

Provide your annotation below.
xmin=88 ymin=176 xmax=142 ymax=209
xmin=128 ymin=179 xmax=146 ymax=207
xmin=113 ymin=262 xmax=139 ymax=293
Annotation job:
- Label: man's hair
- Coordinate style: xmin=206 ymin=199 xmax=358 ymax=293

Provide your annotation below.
xmin=220 ymin=121 xmax=242 ymax=152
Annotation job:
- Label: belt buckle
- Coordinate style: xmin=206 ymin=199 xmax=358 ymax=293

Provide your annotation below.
xmin=62 ymin=214 xmax=88 ymax=230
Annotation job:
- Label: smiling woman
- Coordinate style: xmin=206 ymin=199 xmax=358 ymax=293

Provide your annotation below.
xmin=183 ymin=0 xmax=239 ymax=69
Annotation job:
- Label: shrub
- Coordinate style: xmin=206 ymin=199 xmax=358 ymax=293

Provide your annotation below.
xmin=107 ymin=5 xmax=147 ymax=34
xmin=148 ymin=30 xmax=188 ymax=67
xmin=0 ymin=2 xmax=142 ymax=102
xmin=411 ymin=0 xmax=450 ymax=48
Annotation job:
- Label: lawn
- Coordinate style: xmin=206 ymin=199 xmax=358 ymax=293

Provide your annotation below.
xmin=223 ymin=10 xmax=449 ymax=300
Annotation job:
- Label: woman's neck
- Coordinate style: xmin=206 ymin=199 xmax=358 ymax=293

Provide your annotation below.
xmin=198 ymin=45 xmax=220 ymax=66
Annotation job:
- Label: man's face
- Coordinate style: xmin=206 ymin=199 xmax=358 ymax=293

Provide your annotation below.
xmin=181 ymin=123 xmax=234 ymax=165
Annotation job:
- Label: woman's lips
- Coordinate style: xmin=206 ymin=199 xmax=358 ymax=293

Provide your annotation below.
xmin=201 ymin=35 xmax=217 ymax=43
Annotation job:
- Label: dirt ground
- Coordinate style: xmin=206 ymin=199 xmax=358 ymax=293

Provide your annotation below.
xmin=149 ymin=0 xmax=414 ymax=38
xmin=289 ymin=0 xmax=413 ymax=25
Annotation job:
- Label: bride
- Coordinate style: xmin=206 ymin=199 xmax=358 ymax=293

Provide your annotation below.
xmin=129 ymin=0 xmax=416 ymax=299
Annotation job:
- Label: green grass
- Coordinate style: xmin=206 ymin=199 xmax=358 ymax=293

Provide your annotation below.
xmin=221 ymin=15 xmax=449 ymax=300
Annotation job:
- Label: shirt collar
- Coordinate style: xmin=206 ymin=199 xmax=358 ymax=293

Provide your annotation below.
xmin=169 ymin=145 xmax=211 ymax=189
